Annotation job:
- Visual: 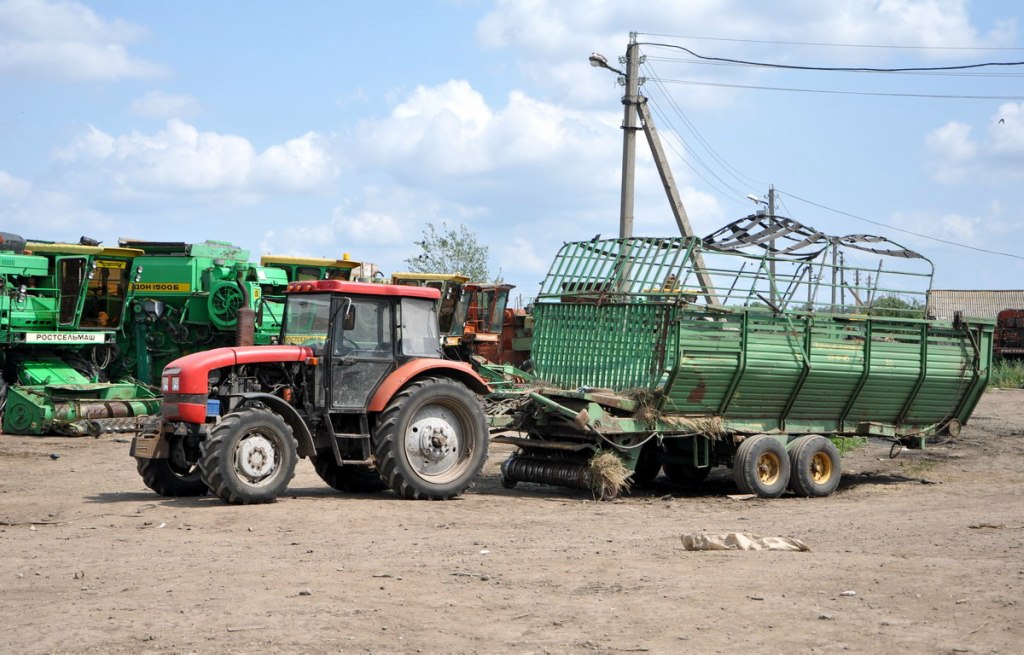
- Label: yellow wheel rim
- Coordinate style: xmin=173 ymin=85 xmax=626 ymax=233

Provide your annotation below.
xmin=810 ymin=451 xmax=833 ymax=484
xmin=756 ymin=452 xmax=781 ymax=485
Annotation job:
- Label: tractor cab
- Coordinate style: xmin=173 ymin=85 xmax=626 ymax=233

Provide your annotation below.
xmin=282 ymin=279 xmax=442 ymax=411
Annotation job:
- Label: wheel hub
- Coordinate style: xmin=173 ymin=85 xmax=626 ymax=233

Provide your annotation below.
xmin=407 ymin=407 xmax=462 ymax=477
xmin=756 ymin=452 xmax=781 ymax=485
xmin=810 ymin=452 xmax=832 ymax=483
xmin=236 ymin=434 xmax=277 ymax=481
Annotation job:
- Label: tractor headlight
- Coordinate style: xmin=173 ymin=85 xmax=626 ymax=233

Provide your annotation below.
xmin=163 ymin=367 xmax=181 ymax=393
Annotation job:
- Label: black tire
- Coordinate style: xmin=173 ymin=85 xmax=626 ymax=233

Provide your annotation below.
xmin=787 ymin=435 xmax=842 ymax=497
xmin=733 ymin=434 xmax=790 ymax=498
xmin=630 ymin=442 xmax=662 ymax=485
xmin=373 ymin=377 xmax=488 ymax=500
xmin=136 ymin=456 xmax=208 ymax=497
xmin=663 ymin=461 xmax=712 ymax=488
xmin=313 ymin=452 xmax=388 ymax=493
xmin=199 ymin=408 xmax=298 ymax=504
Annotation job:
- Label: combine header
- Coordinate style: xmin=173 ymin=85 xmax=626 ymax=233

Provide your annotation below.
xmin=494 ymin=220 xmax=993 ymax=499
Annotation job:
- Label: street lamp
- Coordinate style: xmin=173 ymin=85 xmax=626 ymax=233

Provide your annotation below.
xmin=588 ymin=52 xmax=624 ymax=77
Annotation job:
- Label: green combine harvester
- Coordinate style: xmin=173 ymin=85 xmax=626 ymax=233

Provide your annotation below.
xmin=492 ymin=218 xmax=993 ymax=499
xmin=0 ymin=236 xmax=158 ymax=435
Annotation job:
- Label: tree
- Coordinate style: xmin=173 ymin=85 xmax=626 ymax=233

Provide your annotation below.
xmin=404 ymin=222 xmax=491 ymax=282
xmin=870 ymin=295 xmax=925 ymax=318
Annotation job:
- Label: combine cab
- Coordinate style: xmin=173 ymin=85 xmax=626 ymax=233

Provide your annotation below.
xmin=1 ymin=238 xmax=158 ymax=435
xmin=260 ymin=254 xmax=361 ymax=283
xmin=390 ymin=273 xmax=468 ymax=342
xmin=494 ymin=227 xmax=993 ymax=499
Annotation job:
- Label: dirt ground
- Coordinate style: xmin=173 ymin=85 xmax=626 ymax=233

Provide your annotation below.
xmin=2 ymin=390 xmax=1023 ymax=655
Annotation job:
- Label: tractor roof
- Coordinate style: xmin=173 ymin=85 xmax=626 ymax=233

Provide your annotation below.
xmin=286 ymin=279 xmax=441 ymax=300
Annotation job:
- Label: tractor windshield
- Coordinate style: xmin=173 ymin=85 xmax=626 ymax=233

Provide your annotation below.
xmin=281 ymin=293 xmax=331 ymax=348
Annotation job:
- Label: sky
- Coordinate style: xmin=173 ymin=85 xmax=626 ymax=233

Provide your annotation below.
xmin=2 ymin=0 xmax=1023 ymax=303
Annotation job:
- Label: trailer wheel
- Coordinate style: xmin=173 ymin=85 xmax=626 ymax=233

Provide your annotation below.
xmin=136 ymin=454 xmax=207 ymax=495
xmin=663 ymin=462 xmax=711 ymax=488
xmin=373 ymin=377 xmax=488 ymax=500
xmin=630 ymin=442 xmax=662 ymax=485
xmin=733 ymin=435 xmax=790 ymax=498
xmin=200 ymin=408 xmax=298 ymax=504
xmin=787 ymin=435 xmax=841 ymax=497
xmin=313 ymin=452 xmax=387 ymax=493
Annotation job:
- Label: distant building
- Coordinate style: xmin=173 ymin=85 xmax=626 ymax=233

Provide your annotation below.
xmin=927 ymin=289 xmax=1024 ymax=321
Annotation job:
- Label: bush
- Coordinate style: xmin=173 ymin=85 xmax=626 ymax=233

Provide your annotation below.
xmin=991 ymin=359 xmax=1024 ymax=389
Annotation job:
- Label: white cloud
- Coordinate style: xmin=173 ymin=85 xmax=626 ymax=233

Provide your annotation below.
xmin=0 ymin=0 xmax=164 ymax=81
xmin=0 ymin=170 xmax=31 ymax=198
xmin=925 ymin=104 xmax=1024 ymax=183
xmin=924 ymin=121 xmax=976 ymax=182
xmin=477 ymin=0 xmax=1018 ymax=107
xmin=353 ymin=80 xmax=618 ymax=188
xmin=130 ymin=91 xmax=201 ymax=119
xmin=54 ymin=120 xmax=336 ymax=197
xmin=253 ymin=132 xmax=337 ymax=191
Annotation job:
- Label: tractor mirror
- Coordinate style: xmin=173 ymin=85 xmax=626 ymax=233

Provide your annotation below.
xmin=344 ymin=306 xmax=356 ymax=331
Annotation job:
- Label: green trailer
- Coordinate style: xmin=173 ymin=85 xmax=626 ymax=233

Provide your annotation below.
xmin=495 ymin=224 xmax=992 ymax=499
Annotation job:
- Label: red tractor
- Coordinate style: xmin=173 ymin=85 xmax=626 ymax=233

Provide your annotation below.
xmin=130 ymin=280 xmax=491 ymax=504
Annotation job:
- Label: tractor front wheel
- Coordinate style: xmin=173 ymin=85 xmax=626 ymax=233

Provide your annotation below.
xmin=373 ymin=377 xmax=488 ymax=500
xmin=200 ymin=408 xmax=297 ymax=504
xmin=136 ymin=449 xmax=207 ymax=497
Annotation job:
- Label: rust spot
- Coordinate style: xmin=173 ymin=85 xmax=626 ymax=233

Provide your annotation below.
xmin=687 ymin=380 xmax=707 ymax=403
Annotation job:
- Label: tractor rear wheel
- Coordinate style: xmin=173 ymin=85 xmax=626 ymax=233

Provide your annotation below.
xmin=200 ymin=408 xmax=297 ymax=504
xmin=313 ymin=452 xmax=387 ymax=493
xmin=733 ymin=434 xmax=790 ymax=498
xmin=787 ymin=435 xmax=842 ymax=497
xmin=373 ymin=377 xmax=488 ymax=500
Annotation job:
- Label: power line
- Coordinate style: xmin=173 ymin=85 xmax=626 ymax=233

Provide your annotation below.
xmin=643 ymin=94 xmax=749 ymax=203
xmin=781 ymin=190 xmax=1024 ymax=261
xmin=642 ymin=61 xmax=766 ymax=191
xmin=645 ymin=55 xmax=1024 ymax=78
xmin=636 ymin=32 xmax=1024 ymax=52
xmin=641 ymin=42 xmax=1024 ymax=73
xmin=650 ymin=77 xmax=1024 ymax=101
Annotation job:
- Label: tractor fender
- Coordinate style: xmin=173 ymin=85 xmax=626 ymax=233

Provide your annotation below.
xmin=232 ymin=392 xmax=317 ymax=459
xmin=367 ymin=360 xmax=490 ymax=412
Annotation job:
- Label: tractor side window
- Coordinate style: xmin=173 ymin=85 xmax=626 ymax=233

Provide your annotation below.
xmin=401 ymin=298 xmax=441 ymax=358
xmin=333 ymin=298 xmax=393 ymax=358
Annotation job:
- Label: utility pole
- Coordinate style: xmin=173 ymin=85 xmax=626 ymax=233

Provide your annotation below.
xmin=589 ymin=35 xmax=718 ymax=306
xmin=768 ymin=185 xmax=776 ymax=306
xmin=618 ymin=33 xmax=641 ymax=239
